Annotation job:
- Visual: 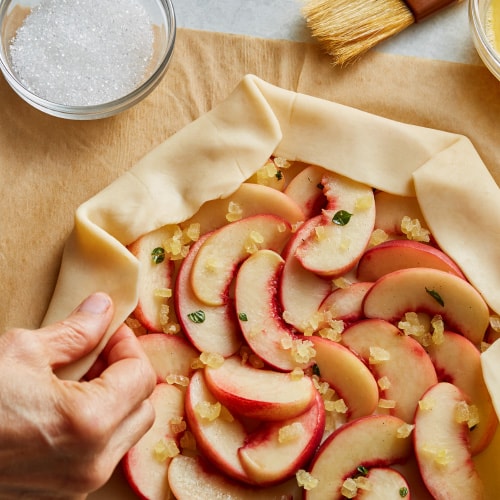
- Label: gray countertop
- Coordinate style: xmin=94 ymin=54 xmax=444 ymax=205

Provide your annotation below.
xmin=174 ymin=0 xmax=482 ymax=65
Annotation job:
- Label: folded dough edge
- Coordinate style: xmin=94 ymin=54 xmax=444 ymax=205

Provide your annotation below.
xmin=42 ymin=74 xmax=499 ymax=381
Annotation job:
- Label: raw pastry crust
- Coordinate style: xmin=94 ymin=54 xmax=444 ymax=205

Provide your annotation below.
xmin=42 ymin=75 xmax=500 ymax=384
xmin=41 ymin=73 xmax=500 ymax=498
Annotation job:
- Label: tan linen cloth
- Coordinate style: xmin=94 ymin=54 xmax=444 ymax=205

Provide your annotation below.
xmin=1 ymin=27 xmax=500 ymax=498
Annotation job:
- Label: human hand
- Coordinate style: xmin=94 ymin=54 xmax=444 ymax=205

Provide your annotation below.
xmin=0 ymin=292 xmax=156 ymax=499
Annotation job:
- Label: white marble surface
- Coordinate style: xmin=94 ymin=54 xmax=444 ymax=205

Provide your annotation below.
xmin=174 ymin=0 xmax=482 ymax=65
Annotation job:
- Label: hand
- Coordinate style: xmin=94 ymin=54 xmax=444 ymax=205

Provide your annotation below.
xmin=0 ymin=292 xmax=156 ymax=499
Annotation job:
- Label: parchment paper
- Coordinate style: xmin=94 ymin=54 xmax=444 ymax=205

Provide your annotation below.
xmin=1 ymin=27 xmax=499 ymax=499
xmin=1 ymin=28 xmax=498 ymax=334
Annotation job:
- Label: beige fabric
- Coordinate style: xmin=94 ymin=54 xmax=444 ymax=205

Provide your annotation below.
xmin=1 ymin=27 xmax=500 ymax=497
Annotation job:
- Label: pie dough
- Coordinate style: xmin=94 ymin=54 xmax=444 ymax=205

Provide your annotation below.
xmin=42 ymin=77 xmax=500 ymax=493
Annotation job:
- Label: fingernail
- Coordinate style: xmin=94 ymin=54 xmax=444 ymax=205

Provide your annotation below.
xmin=78 ymin=293 xmax=111 ymax=314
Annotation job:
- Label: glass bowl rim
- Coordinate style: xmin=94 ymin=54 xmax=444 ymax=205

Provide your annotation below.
xmin=469 ymin=0 xmax=500 ymax=80
xmin=0 ymin=0 xmax=177 ymax=119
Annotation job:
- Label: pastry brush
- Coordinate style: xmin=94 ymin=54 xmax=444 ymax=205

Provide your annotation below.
xmin=303 ymin=0 xmax=460 ymax=65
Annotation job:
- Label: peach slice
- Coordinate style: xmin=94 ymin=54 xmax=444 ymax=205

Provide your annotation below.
xmin=122 ymin=383 xmax=184 ymax=500
xmin=356 ymin=468 xmax=410 ymax=499
xmin=356 ymin=239 xmax=465 ymax=282
xmin=183 ymin=182 xmax=305 ymax=234
xmin=305 ymin=414 xmax=412 ymax=499
xmin=184 ymin=370 xmax=250 ymax=483
xmin=319 ymin=281 xmax=373 ymax=325
xmin=203 ymin=356 xmax=316 ymax=421
xmin=310 ymin=335 xmax=379 ymax=421
xmin=426 ymin=331 xmax=498 ymax=455
xmin=190 ymin=214 xmax=292 ymax=306
xmin=280 ymin=220 xmax=332 ymax=332
xmin=363 ymin=267 xmax=490 ymax=346
xmin=238 ymin=390 xmax=325 ymax=485
xmin=235 ymin=249 xmax=312 ymax=371
xmin=374 ymin=191 xmax=426 ymax=237
xmin=341 ymin=319 xmax=438 ymax=423
xmin=127 ymin=226 xmax=175 ymax=332
xmin=283 ymin=164 xmax=327 ymax=218
xmin=414 ymin=382 xmax=484 ymax=499
xmin=137 ymin=333 xmax=198 ymax=384
xmin=294 ymin=172 xmax=375 ymax=277
xmin=168 ymin=455 xmax=302 ymax=500
xmin=175 ymin=233 xmax=242 ymax=357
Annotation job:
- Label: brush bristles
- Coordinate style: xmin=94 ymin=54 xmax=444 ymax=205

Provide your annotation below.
xmin=303 ymin=0 xmax=415 ymax=65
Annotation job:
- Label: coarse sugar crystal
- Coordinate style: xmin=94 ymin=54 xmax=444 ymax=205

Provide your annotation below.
xmin=9 ymin=0 xmax=154 ymax=106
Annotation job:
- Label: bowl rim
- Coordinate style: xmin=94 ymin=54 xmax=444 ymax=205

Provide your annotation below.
xmin=469 ymin=0 xmax=500 ymax=79
xmin=0 ymin=0 xmax=177 ymax=119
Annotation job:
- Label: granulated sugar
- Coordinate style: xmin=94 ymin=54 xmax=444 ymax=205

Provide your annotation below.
xmin=10 ymin=0 xmax=154 ymax=106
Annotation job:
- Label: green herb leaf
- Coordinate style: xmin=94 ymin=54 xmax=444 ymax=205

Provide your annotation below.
xmin=355 ymin=465 xmax=369 ymax=477
xmin=275 ymin=170 xmax=283 ymax=181
xmin=151 ymin=247 xmax=165 ymax=264
xmin=239 ymin=312 xmax=248 ymax=322
xmin=187 ymin=310 xmax=206 ymax=324
xmin=425 ymin=287 xmax=444 ymax=306
xmin=399 ymin=486 xmax=409 ymax=497
xmin=332 ymin=210 xmax=352 ymax=226
xmin=312 ymin=364 xmax=321 ymax=377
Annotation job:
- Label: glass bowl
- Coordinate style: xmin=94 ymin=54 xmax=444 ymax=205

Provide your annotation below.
xmin=469 ymin=0 xmax=500 ymax=82
xmin=0 ymin=0 xmax=176 ymax=120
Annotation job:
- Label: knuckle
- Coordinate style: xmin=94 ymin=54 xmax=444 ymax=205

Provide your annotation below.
xmin=0 ymin=328 xmax=43 ymax=359
xmin=54 ymin=318 xmax=88 ymax=347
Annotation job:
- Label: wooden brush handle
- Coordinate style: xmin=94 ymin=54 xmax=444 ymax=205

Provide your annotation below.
xmin=404 ymin=0 xmax=460 ymax=22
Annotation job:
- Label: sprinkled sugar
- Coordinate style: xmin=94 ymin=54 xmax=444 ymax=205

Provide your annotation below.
xmin=10 ymin=0 xmax=154 ymax=106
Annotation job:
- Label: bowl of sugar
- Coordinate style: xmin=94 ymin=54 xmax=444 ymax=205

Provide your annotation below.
xmin=0 ymin=0 xmax=176 ymax=119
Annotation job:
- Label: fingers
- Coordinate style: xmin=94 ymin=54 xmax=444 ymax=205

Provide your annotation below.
xmin=53 ymin=325 xmax=156 ymax=488
xmin=64 ymin=325 xmax=155 ymax=432
xmin=94 ymin=324 xmax=156 ymax=420
xmin=99 ymin=398 xmax=155 ymax=469
xmin=38 ymin=293 xmax=114 ymax=369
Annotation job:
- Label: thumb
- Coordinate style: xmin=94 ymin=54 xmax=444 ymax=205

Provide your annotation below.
xmin=38 ymin=292 xmax=114 ymax=369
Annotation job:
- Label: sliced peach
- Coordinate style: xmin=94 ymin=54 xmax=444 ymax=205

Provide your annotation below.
xmin=357 ymin=239 xmax=465 ymax=282
xmin=184 ymin=370 xmax=250 ymax=483
xmin=183 ymin=182 xmax=305 ymax=234
xmin=374 ymin=191 xmax=426 ymax=237
xmin=356 ymin=468 xmax=410 ymax=499
xmin=238 ymin=390 xmax=325 ymax=485
xmin=310 ymin=335 xmax=379 ymax=420
xmin=235 ymin=249 xmax=312 ymax=371
xmin=294 ymin=173 xmax=375 ymax=277
xmin=427 ymin=331 xmax=498 ymax=454
xmin=341 ymin=319 xmax=438 ymax=423
xmin=319 ymin=281 xmax=373 ymax=325
xmin=283 ymin=164 xmax=327 ymax=218
xmin=138 ymin=333 xmax=198 ymax=384
xmin=306 ymin=415 xmax=412 ymax=499
xmin=168 ymin=455 xmax=302 ymax=500
xmin=175 ymin=233 xmax=242 ymax=357
xmin=122 ymin=383 xmax=184 ymax=500
xmin=190 ymin=214 xmax=292 ymax=306
xmin=127 ymin=226 xmax=175 ymax=332
xmin=279 ymin=220 xmax=332 ymax=332
xmin=203 ymin=356 xmax=316 ymax=421
xmin=414 ymin=382 xmax=484 ymax=499
xmin=363 ymin=267 xmax=490 ymax=345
